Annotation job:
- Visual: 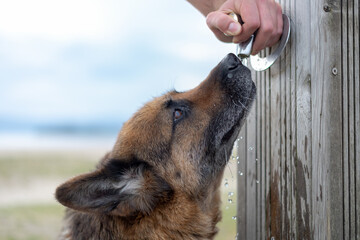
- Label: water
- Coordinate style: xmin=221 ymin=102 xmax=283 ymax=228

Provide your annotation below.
xmin=224 ymin=178 xmax=229 ymax=188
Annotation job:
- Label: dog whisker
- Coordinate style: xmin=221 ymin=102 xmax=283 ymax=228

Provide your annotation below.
xmin=225 ymin=148 xmax=234 ymax=179
xmin=240 ymin=95 xmax=255 ymax=101
xmin=232 ymin=99 xmax=255 ymax=117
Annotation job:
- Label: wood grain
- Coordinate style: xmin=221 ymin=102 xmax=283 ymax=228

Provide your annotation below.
xmin=235 ymin=0 xmax=359 ymax=239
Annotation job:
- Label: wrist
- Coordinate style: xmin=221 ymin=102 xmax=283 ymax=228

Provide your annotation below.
xmin=212 ymin=0 xmax=226 ymax=11
xmin=187 ymin=0 xmax=227 ymax=16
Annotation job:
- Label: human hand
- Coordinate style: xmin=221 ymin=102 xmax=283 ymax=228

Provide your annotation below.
xmin=206 ymin=0 xmax=283 ymax=55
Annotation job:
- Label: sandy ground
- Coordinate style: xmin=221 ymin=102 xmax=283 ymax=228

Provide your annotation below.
xmin=0 ymin=178 xmax=62 ymax=206
xmin=0 ymin=133 xmax=238 ymax=240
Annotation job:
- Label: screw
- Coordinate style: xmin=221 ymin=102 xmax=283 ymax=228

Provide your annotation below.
xmin=332 ymin=67 xmax=338 ymax=76
xmin=323 ymin=5 xmax=331 ymax=12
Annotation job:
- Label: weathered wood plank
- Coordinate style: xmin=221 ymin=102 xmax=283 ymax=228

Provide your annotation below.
xmin=237 ymin=125 xmax=247 ymax=239
xmin=288 ymin=0 xmax=297 ymax=238
xmin=341 ymin=0 xmax=350 ymax=239
xmin=259 ymin=67 xmax=267 ymax=240
xmin=253 ymin=71 xmax=259 ymax=240
xmin=264 ymin=51 xmax=272 ymax=239
xmin=354 ymin=0 xmax=360 ymax=238
xmin=311 ymin=0 xmax=343 ymax=239
xmin=347 ymin=0 xmax=356 ymax=238
xmin=293 ymin=0 xmax=313 ymax=238
xmin=255 ymin=70 xmax=265 ymax=239
xmin=268 ymin=41 xmax=283 ymax=240
xmin=236 ymin=0 xmax=359 ymax=238
xmin=282 ymin=2 xmax=294 ymax=237
xmin=347 ymin=1 xmax=360 ymax=239
xmin=342 ymin=0 xmax=350 ymax=238
xmin=245 ymin=96 xmax=257 ymax=239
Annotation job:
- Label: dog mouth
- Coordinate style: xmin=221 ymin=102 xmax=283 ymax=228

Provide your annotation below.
xmin=220 ymin=122 xmax=239 ymax=145
xmin=201 ymin=54 xmax=256 ymax=167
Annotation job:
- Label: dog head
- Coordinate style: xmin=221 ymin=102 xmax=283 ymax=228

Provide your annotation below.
xmin=56 ymin=53 xmax=256 ymax=218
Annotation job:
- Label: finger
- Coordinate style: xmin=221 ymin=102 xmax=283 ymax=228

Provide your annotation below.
xmin=266 ymin=3 xmax=283 ymax=47
xmin=210 ymin=27 xmax=234 ymax=42
xmin=251 ymin=2 xmax=276 ymax=54
xmin=231 ymin=0 xmax=260 ymax=43
xmin=206 ymin=11 xmax=242 ymax=38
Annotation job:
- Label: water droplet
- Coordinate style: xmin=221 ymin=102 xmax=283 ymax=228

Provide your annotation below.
xmin=256 ymin=180 xmax=260 ymax=184
xmin=228 ymin=199 xmax=233 ymax=204
xmin=236 ymin=156 xmax=239 ymax=160
xmin=255 ymin=158 xmax=258 ymax=161
xmin=227 ymin=73 xmax=234 ymax=78
xmin=248 ymin=147 xmax=254 ymax=151
xmin=232 ymin=216 xmax=237 ymax=220
xmin=224 ymin=178 xmax=229 ymax=187
xmin=237 ymin=161 xmax=240 ymax=164
xmin=225 ymin=206 xmax=229 ymax=210
xmin=238 ymin=171 xmax=243 ymax=176
xmin=228 ymin=192 xmax=234 ymax=197
xmin=240 ymin=136 xmax=243 ymax=139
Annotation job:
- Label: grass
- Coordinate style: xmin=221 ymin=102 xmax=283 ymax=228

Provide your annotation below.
xmin=0 ymin=150 xmax=238 ymax=240
xmin=0 ymin=151 xmax=100 ymax=184
xmin=0 ymin=204 xmax=65 ymax=240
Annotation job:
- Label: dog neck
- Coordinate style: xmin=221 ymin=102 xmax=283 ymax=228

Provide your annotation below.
xmin=59 ymin=188 xmax=222 ymax=240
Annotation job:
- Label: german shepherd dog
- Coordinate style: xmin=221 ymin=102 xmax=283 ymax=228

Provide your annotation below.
xmin=55 ymin=53 xmax=256 ymax=240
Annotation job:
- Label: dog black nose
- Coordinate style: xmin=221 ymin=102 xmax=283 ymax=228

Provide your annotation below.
xmin=223 ymin=53 xmax=242 ymax=70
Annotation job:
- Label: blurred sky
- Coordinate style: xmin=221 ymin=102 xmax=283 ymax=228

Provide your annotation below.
xmin=0 ymin=0 xmax=234 ymax=133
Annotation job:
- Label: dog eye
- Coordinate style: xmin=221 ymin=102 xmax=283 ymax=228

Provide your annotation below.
xmin=173 ymin=109 xmax=183 ymax=121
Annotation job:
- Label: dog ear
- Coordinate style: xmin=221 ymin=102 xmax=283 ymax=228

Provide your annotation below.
xmin=55 ymin=159 xmax=173 ymax=217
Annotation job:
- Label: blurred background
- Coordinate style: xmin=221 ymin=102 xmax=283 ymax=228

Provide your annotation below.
xmin=0 ymin=0 xmax=238 ymax=239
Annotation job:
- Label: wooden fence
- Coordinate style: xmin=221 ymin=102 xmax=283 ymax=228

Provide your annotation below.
xmin=236 ymin=0 xmax=359 ymax=239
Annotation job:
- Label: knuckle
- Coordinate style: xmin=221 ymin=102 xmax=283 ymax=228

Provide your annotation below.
xmin=206 ymin=12 xmax=230 ymax=32
xmin=249 ymin=19 xmax=261 ymax=30
xmin=261 ymin=23 xmax=274 ymax=34
xmin=206 ymin=18 xmax=213 ymax=28
xmin=206 ymin=12 xmax=215 ymax=25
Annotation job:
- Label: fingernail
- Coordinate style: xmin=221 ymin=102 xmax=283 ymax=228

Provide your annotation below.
xmin=227 ymin=22 xmax=240 ymax=35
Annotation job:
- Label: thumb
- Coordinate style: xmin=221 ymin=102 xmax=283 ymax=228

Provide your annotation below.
xmin=206 ymin=11 xmax=242 ymax=37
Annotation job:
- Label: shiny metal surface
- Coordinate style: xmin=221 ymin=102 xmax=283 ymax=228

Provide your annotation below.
xmin=249 ymin=14 xmax=291 ymax=71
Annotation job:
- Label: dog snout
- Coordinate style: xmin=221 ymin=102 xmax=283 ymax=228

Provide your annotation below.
xmin=223 ymin=53 xmax=242 ymax=70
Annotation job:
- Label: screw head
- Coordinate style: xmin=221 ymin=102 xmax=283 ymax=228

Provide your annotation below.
xmin=332 ymin=67 xmax=338 ymax=76
xmin=323 ymin=5 xmax=331 ymax=12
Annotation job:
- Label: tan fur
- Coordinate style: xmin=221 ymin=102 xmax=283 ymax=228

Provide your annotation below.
xmin=55 ymin=54 xmax=256 ymax=240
